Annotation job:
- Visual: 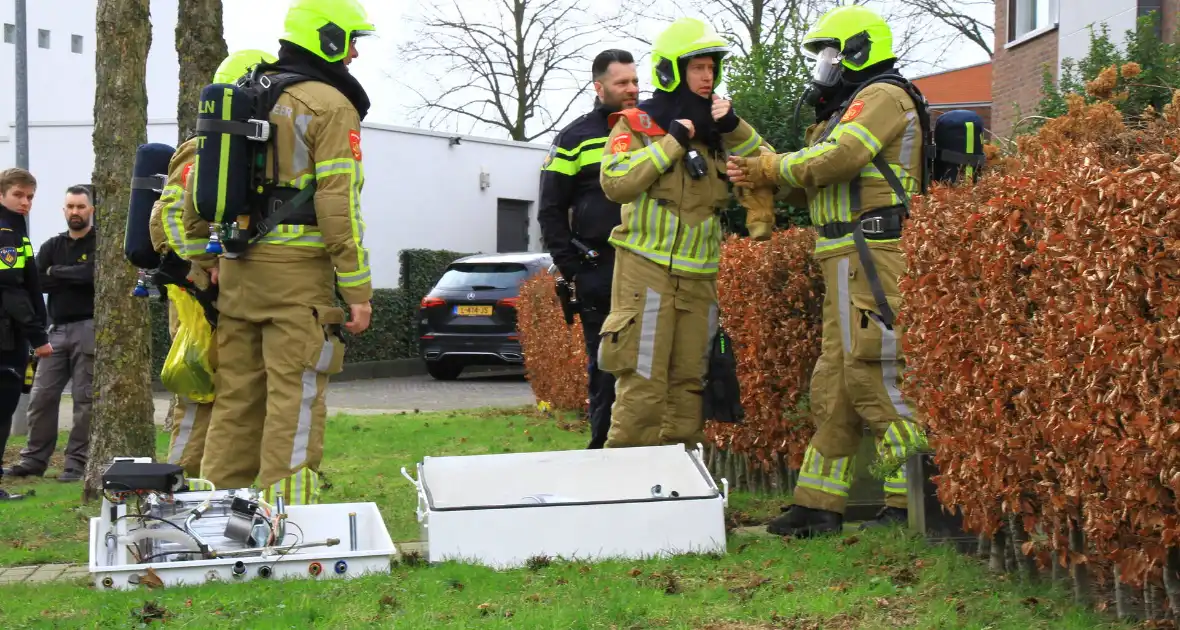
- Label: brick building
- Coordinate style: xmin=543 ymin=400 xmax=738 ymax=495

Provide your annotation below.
xmin=911 ymin=61 xmax=993 ymax=131
xmin=992 ymin=0 xmax=1180 ymax=139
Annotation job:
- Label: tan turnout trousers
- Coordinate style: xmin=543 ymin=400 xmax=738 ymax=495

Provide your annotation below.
xmin=597 ymin=248 xmax=718 ymax=448
xmin=793 ymin=245 xmax=922 ymax=514
xmin=198 ymin=253 xmax=345 ymax=502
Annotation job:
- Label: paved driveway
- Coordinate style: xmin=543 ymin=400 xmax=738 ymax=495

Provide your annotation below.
xmin=14 ymin=368 xmax=537 ymax=433
xmin=325 ymin=369 xmax=536 ymax=415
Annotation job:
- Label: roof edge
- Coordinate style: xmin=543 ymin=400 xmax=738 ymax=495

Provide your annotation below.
xmin=930 ymin=101 xmax=992 ymax=109
xmin=909 ymin=60 xmax=992 ymax=82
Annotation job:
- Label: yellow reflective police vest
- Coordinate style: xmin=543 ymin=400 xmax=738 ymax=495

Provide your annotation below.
xmin=0 ymin=229 xmax=32 ymax=270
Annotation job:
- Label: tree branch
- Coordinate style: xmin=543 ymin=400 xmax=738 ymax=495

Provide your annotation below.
xmin=402 ymin=0 xmax=625 ymax=141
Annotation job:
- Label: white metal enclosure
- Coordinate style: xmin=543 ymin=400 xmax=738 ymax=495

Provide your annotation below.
xmin=88 ymin=492 xmax=398 ymax=590
xmin=401 ymin=443 xmax=730 ymax=569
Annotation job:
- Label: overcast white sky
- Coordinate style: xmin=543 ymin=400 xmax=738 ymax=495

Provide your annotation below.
xmin=224 ymin=1 xmax=993 ymax=145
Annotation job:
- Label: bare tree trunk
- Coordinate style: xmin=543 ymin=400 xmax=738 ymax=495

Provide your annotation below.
xmin=1114 ymin=564 xmax=1143 ymax=622
xmin=989 ymin=527 xmax=1008 ymax=573
xmin=718 ymin=449 xmax=728 ymax=486
xmin=175 ymin=0 xmax=227 ymax=143
xmin=728 ymin=451 xmax=740 ymax=492
xmin=1164 ymin=547 xmax=1180 ymax=616
xmin=83 ymin=0 xmax=156 ymax=502
xmin=1007 ymin=513 xmax=1038 ymax=582
xmin=977 ymin=532 xmax=991 ymax=559
xmin=1145 ymin=579 xmax=1156 ymax=620
xmin=1145 ymin=580 xmax=1162 ymax=621
xmin=774 ymin=452 xmax=788 ymax=495
xmin=1155 ymin=583 xmax=1169 ymax=621
xmin=1070 ymin=520 xmax=1091 ymax=607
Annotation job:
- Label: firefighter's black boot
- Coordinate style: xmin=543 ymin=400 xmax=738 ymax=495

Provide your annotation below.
xmin=766 ymin=505 xmax=843 ymax=538
xmin=858 ymin=506 xmax=907 ymax=531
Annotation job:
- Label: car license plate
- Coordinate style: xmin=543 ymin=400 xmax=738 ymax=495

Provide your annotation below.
xmin=455 ymin=305 xmax=493 ymax=316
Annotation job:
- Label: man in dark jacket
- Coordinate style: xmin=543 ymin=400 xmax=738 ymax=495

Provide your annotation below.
xmin=0 ymin=168 xmax=54 ymax=501
xmin=537 ymin=49 xmax=638 ymax=449
xmin=5 ymin=185 xmax=94 ymax=483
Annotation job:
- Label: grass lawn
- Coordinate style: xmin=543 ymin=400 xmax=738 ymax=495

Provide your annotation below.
xmin=0 ymin=408 xmax=1131 ymax=629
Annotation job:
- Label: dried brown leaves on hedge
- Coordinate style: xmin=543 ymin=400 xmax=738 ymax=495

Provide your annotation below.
xmin=517 ymin=229 xmax=824 ymax=469
xmin=517 ymin=273 xmax=588 ymax=413
xmin=708 ymin=229 xmax=823 ymax=469
xmin=902 ymin=84 xmax=1180 ymax=585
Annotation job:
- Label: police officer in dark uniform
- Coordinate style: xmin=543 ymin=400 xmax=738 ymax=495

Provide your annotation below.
xmin=538 ymin=49 xmax=639 ymax=449
xmin=0 ymin=168 xmax=53 ymax=501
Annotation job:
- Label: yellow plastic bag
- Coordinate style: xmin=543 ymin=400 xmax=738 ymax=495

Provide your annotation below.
xmin=161 ymin=284 xmax=215 ymax=403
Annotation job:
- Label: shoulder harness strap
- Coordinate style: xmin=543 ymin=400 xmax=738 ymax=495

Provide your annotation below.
xmin=826 ymin=74 xmax=935 ymax=332
xmin=130 ymin=175 xmax=167 ymax=193
xmin=247 ymin=71 xmax=318 ymax=243
xmin=194 ymin=71 xmax=313 ymax=142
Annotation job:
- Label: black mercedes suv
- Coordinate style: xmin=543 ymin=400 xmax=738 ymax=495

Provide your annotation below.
xmin=417 ymin=252 xmax=553 ymax=380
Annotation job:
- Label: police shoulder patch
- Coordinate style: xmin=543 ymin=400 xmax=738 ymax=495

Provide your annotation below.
xmin=542 ymin=143 xmax=557 ymax=168
xmin=0 ymin=247 xmax=18 ymax=268
xmin=841 ymin=100 xmax=866 ymax=122
xmin=349 ymin=129 xmax=362 ymax=161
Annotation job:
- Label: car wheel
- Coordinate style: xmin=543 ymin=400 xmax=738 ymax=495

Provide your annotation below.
xmin=427 ymin=360 xmax=463 ymax=381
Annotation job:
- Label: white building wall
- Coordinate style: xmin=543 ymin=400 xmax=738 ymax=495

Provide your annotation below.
xmin=0 ymin=0 xmax=548 ymax=289
xmin=1057 ymin=0 xmax=1140 ymax=70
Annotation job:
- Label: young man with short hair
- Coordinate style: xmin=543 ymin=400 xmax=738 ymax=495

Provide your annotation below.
xmin=6 ymin=184 xmax=96 ymax=483
xmin=0 ymin=168 xmax=53 ymax=500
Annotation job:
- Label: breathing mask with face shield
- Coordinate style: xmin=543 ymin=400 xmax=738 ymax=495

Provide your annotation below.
xmin=792 ymin=40 xmax=846 ymax=140
xmin=804 ymin=41 xmax=845 ymax=98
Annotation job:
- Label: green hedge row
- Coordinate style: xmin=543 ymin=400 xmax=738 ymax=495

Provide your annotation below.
xmin=149 ymin=248 xmax=479 ymax=377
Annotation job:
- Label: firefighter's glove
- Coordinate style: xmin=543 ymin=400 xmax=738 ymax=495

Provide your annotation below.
xmin=726 ymin=150 xmax=778 ymax=189
xmin=736 ymin=186 xmax=775 ymax=242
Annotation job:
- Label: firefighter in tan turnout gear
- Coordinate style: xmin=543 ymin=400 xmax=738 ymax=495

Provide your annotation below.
xmin=727 ymin=5 xmax=926 ymax=537
xmin=189 ymin=0 xmax=374 ymax=505
xmin=149 ymin=49 xmax=277 ymax=477
xmin=597 ymin=17 xmax=770 ymax=448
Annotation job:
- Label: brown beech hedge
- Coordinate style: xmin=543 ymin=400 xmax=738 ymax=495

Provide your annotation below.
xmin=516 ymin=272 xmax=590 ymax=413
xmin=709 ymin=228 xmax=823 ymax=469
xmin=904 ymin=84 xmax=1180 ymax=589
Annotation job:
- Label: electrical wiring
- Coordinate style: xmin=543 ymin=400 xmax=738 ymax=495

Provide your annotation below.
xmin=135 ymin=549 xmax=205 ymax=564
xmin=111 ymin=513 xmax=191 ymax=536
xmin=184 ymin=478 xmax=217 ymax=511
